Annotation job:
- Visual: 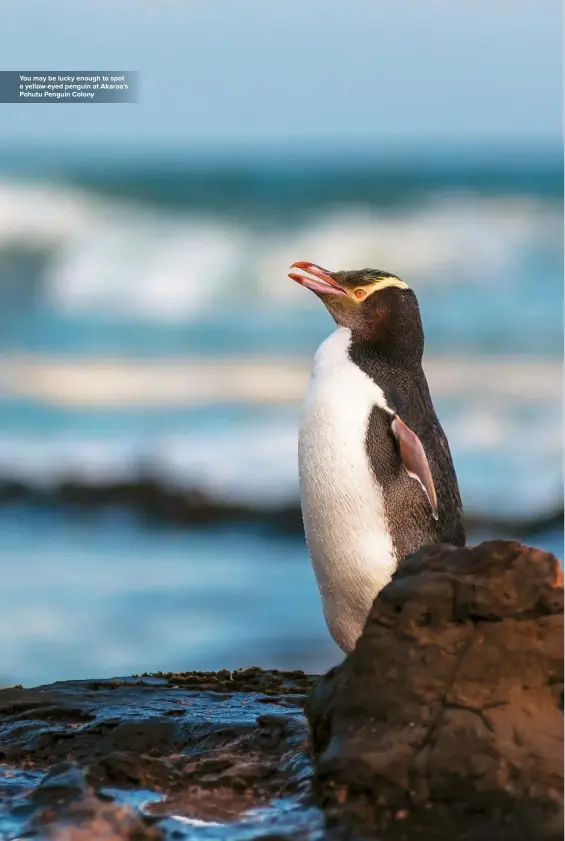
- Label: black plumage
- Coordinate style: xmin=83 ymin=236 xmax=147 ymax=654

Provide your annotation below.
xmin=347 ymin=282 xmax=465 ymax=560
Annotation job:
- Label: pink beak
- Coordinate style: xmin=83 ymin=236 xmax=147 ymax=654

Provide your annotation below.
xmin=288 ymin=261 xmax=346 ymax=296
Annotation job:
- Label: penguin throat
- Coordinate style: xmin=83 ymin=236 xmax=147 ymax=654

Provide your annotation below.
xmin=351 ymin=314 xmax=424 ymax=365
xmin=342 ymin=288 xmax=425 ymax=363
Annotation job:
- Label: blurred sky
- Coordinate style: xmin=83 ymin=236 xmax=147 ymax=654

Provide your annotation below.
xmin=0 ymin=0 xmax=561 ymax=159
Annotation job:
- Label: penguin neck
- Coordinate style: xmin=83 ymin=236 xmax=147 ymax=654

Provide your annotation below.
xmin=340 ymin=289 xmax=424 ymax=368
xmin=349 ymin=330 xmax=424 ymax=369
xmin=348 ymin=305 xmax=424 ymax=367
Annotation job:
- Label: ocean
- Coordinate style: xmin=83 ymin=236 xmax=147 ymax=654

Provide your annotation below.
xmin=0 ymin=151 xmax=562 ymax=686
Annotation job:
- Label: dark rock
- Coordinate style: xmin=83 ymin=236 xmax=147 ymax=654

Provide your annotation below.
xmin=0 ymin=670 xmax=324 ymax=840
xmin=32 ymin=761 xmax=89 ymax=805
xmin=306 ymin=540 xmax=564 ymax=840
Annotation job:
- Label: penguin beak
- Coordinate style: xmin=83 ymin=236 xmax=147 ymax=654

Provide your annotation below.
xmin=288 ymin=262 xmax=346 ymax=296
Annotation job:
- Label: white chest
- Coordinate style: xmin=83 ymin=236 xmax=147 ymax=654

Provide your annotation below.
xmin=298 ymin=327 xmax=397 ymax=652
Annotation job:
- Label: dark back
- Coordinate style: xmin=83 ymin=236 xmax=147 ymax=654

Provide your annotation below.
xmin=349 ymin=341 xmax=466 ymax=560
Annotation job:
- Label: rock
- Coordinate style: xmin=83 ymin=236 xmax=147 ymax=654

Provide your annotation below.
xmin=30 ymin=762 xmax=163 ymax=841
xmin=1 ymin=542 xmax=562 ymax=839
xmin=0 ymin=670 xmax=323 ymax=840
xmin=306 ymin=540 xmax=564 ymax=840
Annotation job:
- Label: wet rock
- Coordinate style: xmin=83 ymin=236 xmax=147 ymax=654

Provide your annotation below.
xmin=32 ymin=761 xmax=89 ymax=806
xmin=0 ymin=670 xmax=323 ymax=840
xmin=306 ymin=540 xmax=564 ymax=840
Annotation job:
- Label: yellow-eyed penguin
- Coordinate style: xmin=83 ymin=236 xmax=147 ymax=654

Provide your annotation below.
xmin=289 ymin=261 xmax=465 ymax=653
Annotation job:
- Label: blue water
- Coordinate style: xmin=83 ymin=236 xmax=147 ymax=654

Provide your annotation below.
xmin=0 ymin=272 xmax=563 ymax=357
xmin=0 ymin=152 xmax=562 ymax=685
xmin=0 ymin=508 xmax=561 ymax=688
xmin=0 ymin=510 xmax=338 ymax=686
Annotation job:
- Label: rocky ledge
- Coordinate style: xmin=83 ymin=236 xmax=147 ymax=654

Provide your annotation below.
xmin=307 ymin=541 xmax=564 ymax=840
xmin=0 ymin=669 xmax=320 ymax=840
xmin=0 ymin=541 xmax=562 ymax=840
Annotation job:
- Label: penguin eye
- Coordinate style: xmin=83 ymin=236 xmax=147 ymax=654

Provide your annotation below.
xmin=353 ymin=288 xmax=367 ymax=301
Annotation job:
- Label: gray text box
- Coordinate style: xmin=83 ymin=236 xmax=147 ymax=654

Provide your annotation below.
xmin=0 ymin=72 xmax=138 ymax=103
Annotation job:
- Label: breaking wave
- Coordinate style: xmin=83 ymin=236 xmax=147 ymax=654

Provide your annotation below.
xmin=0 ymin=177 xmax=561 ymax=327
xmin=0 ymin=172 xmax=561 ymax=522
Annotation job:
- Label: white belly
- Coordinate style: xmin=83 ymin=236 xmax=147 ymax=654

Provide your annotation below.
xmin=298 ymin=327 xmax=397 ymax=652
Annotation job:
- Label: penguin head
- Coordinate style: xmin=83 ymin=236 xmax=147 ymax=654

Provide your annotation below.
xmin=288 ymin=262 xmax=424 ymax=354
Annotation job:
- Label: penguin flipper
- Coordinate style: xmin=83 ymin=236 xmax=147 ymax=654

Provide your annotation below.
xmin=391 ymin=415 xmax=439 ymax=520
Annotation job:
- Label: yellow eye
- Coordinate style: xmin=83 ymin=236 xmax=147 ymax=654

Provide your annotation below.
xmin=353 ymin=288 xmax=367 ymax=301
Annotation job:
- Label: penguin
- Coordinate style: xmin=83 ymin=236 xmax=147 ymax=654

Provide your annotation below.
xmin=288 ymin=261 xmax=465 ymax=653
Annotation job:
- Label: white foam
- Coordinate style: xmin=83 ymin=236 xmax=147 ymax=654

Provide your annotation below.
xmin=256 ymin=195 xmax=561 ymax=301
xmin=172 ymin=816 xmax=223 ymax=826
xmin=0 ymin=178 xmax=560 ymax=322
